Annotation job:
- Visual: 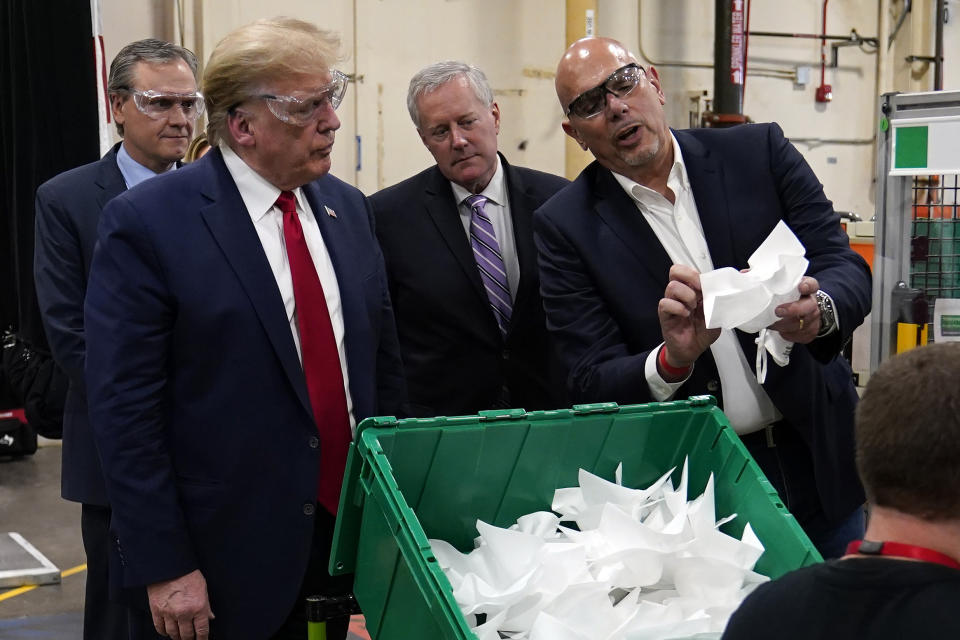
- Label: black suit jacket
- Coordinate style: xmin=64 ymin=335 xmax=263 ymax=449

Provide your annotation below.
xmin=535 ymin=124 xmax=871 ymax=523
xmin=34 ymin=142 xmax=126 ymax=506
xmin=370 ymin=154 xmax=568 ymax=417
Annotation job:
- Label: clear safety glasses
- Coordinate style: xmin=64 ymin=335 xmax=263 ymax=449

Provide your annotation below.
xmin=124 ymin=89 xmax=206 ymax=120
xmin=565 ymin=64 xmax=645 ymax=120
xmin=257 ymin=70 xmax=349 ymax=127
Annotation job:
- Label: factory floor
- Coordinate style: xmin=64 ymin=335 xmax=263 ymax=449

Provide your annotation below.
xmin=0 ymin=441 xmax=370 ymax=639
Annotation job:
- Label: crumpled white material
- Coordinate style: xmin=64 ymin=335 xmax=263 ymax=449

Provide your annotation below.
xmin=429 ymin=459 xmax=768 ymax=640
xmin=699 ymin=220 xmax=808 ymax=383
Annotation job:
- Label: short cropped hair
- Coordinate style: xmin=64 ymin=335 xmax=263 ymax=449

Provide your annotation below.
xmin=406 ymin=61 xmax=494 ymax=129
xmin=107 ymin=39 xmax=199 ymax=136
xmin=203 ymin=17 xmax=342 ymax=146
xmin=855 ymin=342 xmax=960 ymax=520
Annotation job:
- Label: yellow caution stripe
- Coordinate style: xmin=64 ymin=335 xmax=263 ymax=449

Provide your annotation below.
xmin=0 ymin=563 xmax=87 ymax=603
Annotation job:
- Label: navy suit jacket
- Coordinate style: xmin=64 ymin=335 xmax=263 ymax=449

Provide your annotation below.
xmin=370 ymin=154 xmax=568 ymax=417
xmin=534 ymin=123 xmax=871 ymax=522
xmin=34 ymin=142 xmax=126 ymax=506
xmin=83 ymin=149 xmax=405 ymax=639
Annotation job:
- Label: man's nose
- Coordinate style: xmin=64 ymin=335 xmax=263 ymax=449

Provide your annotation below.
xmin=316 ymin=101 xmax=341 ymax=133
xmin=167 ymin=103 xmax=190 ymax=126
xmin=604 ymin=91 xmax=629 ymax=116
xmin=451 ymin=126 xmax=468 ymax=148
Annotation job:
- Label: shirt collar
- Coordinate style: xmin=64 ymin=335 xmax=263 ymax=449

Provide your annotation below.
xmin=220 ymin=144 xmax=306 ymax=221
xmin=612 ymin=132 xmax=690 ymax=208
xmin=450 ymin=154 xmax=506 ymax=208
xmin=116 ymin=142 xmax=175 ymax=189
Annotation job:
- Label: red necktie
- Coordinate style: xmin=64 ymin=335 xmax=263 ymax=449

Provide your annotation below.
xmin=276 ymin=190 xmax=351 ymax=515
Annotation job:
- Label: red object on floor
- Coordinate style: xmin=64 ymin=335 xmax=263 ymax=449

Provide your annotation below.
xmin=348 ymin=615 xmax=370 ymax=640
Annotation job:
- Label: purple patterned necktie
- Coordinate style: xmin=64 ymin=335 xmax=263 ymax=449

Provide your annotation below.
xmin=466 ymin=194 xmax=512 ymax=336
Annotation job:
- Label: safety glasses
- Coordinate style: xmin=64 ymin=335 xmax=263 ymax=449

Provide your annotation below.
xmin=123 ymin=89 xmax=205 ymax=120
xmin=566 ymin=63 xmax=645 ymax=120
xmin=257 ymin=70 xmax=348 ymax=127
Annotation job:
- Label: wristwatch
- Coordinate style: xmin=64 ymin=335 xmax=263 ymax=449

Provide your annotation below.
xmin=815 ymin=290 xmax=837 ymax=337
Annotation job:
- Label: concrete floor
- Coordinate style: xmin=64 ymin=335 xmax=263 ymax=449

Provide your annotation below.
xmin=0 ymin=441 xmax=370 ymax=639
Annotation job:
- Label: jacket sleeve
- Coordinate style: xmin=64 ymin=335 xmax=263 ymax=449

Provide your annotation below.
xmin=364 ymin=196 xmax=408 ymax=417
xmin=767 ymin=122 xmax=872 ymax=362
xmin=84 ymin=195 xmax=198 ymax=588
xmin=34 ymin=186 xmax=88 ymax=383
xmin=534 ymin=207 xmax=657 ymax=405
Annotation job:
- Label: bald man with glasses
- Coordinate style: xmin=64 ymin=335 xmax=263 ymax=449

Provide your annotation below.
xmin=533 ymin=37 xmax=872 ymax=560
xmin=34 ymin=38 xmax=201 ymax=640
xmin=82 ymin=19 xmax=403 ymax=640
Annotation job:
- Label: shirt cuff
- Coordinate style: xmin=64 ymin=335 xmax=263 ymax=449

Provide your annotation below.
xmin=646 ymin=343 xmax=693 ymax=401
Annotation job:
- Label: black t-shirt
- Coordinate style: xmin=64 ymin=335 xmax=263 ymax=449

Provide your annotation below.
xmin=722 ymin=558 xmax=960 ymax=639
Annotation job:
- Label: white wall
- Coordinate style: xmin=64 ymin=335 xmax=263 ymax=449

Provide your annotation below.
xmin=97 ymin=0 xmax=960 ymax=210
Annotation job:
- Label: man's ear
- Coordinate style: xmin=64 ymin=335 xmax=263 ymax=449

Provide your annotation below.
xmin=491 ymin=102 xmax=500 ymax=135
xmin=647 ymin=66 xmax=666 ymax=105
xmin=562 ymin=120 xmax=588 ymax=151
xmin=110 ymin=94 xmax=126 ymax=130
xmin=416 ymin=128 xmax=433 ymax=151
xmin=227 ymin=110 xmax=256 ymax=148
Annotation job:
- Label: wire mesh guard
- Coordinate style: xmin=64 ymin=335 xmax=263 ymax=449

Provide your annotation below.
xmin=910 ymin=174 xmax=960 ymax=338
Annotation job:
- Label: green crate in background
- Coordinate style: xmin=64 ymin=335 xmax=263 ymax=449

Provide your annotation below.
xmin=330 ymin=397 xmax=821 ymax=640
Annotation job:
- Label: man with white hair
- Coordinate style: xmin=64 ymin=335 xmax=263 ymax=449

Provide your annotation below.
xmin=370 ymin=61 xmax=568 ymax=419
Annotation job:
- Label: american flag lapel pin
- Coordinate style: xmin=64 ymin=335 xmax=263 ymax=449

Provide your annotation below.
xmin=324 ymin=205 xmax=337 ymax=218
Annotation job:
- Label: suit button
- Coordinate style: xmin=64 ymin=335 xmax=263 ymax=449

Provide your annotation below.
xmin=501 ymin=349 xmax=510 ymax=361
xmin=309 ymin=436 xmax=319 ymax=449
xmin=706 ymin=379 xmax=720 ymax=393
xmin=303 ymin=503 xmax=315 ymax=516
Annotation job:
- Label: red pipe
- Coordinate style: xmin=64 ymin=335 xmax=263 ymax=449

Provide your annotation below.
xmin=742 ymin=0 xmax=752 ymax=104
xmin=820 ymin=0 xmax=828 ymax=87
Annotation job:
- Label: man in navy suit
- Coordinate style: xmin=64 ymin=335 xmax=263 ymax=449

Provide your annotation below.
xmin=34 ymin=38 xmax=201 ymax=640
xmin=84 ymin=18 xmax=404 ymax=640
xmin=370 ymin=62 xmax=568 ymax=418
xmin=535 ymin=37 xmax=871 ymax=558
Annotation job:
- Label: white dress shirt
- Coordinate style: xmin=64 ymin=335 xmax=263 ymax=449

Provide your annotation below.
xmin=612 ymin=133 xmax=781 ymax=434
xmin=220 ymin=145 xmax=356 ymax=431
xmin=450 ymin=156 xmax=520 ymax=302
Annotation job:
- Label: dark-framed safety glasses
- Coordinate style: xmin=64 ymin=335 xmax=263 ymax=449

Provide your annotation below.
xmin=565 ymin=63 xmax=645 ymax=120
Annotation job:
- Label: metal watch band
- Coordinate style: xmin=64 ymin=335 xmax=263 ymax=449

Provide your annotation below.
xmin=815 ymin=290 xmax=837 ymax=337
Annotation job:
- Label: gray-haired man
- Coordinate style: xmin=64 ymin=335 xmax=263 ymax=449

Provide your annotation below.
xmin=34 ymin=38 xmax=201 ymax=640
xmin=369 ymin=61 xmax=569 ymax=418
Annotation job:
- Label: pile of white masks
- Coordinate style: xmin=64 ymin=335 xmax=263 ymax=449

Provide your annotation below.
xmin=429 ymin=458 xmax=768 ymax=640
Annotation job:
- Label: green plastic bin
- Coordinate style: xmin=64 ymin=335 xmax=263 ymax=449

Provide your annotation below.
xmin=330 ymin=397 xmax=821 ymax=639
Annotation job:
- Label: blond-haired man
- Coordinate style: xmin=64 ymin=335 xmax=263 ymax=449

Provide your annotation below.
xmin=84 ymin=18 xmax=404 ymax=640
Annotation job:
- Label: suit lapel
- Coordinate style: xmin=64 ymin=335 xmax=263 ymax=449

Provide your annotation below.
xmin=95 ymin=144 xmax=127 ymax=208
xmin=423 ymin=167 xmax=488 ymax=302
xmin=590 ymin=165 xmax=673 ymax=287
xmin=675 ymin=130 xmax=737 ymax=269
xmin=197 ymin=151 xmax=313 ymax=418
xmin=502 ymin=157 xmax=538 ymax=324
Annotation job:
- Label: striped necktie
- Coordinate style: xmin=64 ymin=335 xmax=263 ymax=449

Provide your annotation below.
xmin=466 ymin=194 xmax=512 ymax=336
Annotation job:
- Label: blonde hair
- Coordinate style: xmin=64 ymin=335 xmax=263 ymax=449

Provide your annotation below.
xmin=202 ymin=17 xmax=342 ymax=145
xmin=184 ymin=131 xmax=210 ymax=162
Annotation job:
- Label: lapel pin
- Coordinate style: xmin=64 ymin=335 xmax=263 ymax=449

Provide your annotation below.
xmin=324 ymin=205 xmax=337 ymax=218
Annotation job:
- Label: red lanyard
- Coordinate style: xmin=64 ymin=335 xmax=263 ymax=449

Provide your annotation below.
xmin=846 ymin=540 xmax=960 ymax=571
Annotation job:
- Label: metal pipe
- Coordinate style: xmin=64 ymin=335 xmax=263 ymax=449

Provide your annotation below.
xmin=713 ymin=0 xmax=743 ymax=117
xmin=934 ymin=0 xmax=944 ymax=90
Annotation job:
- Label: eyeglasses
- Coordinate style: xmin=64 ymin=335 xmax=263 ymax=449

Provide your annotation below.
xmin=121 ymin=89 xmax=205 ymax=120
xmin=257 ymin=70 xmax=348 ymax=127
xmin=566 ymin=64 xmax=645 ymax=119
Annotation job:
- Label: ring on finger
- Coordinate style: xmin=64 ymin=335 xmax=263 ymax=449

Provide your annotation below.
xmin=798 ymin=317 xmax=804 ymax=330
